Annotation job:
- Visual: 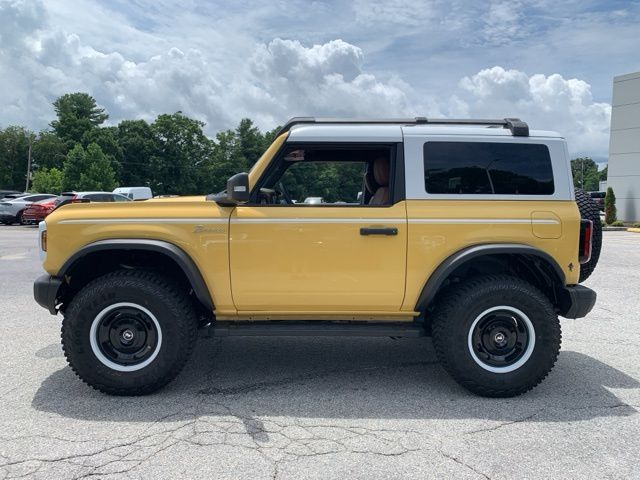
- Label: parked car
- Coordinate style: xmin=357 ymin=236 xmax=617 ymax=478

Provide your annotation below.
xmin=34 ymin=116 xmax=601 ymax=398
xmin=303 ymin=196 xmax=324 ymax=204
xmin=589 ymin=191 xmax=606 ymax=212
xmin=23 ymin=192 xmax=134 ymax=225
xmin=1 ymin=193 xmax=29 ymax=200
xmin=21 ymin=197 xmax=60 ymax=225
xmin=113 ymin=187 xmax=153 ymax=201
xmin=0 ymin=190 xmax=23 ymax=200
xmin=0 ymin=194 xmax=56 ymax=224
xmin=54 ymin=191 xmax=133 ymax=209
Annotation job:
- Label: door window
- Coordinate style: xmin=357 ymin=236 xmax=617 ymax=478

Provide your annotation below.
xmin=254 ymin=145 xmax=395 ymax=206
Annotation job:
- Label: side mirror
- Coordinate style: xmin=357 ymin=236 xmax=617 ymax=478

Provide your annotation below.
xmin=213 ymin=172 xmax=250 ymax=206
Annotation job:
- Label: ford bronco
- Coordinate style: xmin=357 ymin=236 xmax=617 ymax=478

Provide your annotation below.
xmin=33 ymin=117 xmax=601 ymax=397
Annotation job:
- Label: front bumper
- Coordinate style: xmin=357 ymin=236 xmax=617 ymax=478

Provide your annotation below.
xmin=558 ymin=284 xmax=597 ymax=319
xmin=33 ymin=275 xmax=63 ymax=314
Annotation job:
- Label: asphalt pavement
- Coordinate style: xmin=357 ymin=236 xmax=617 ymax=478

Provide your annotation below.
xmin=0 ymin=225 xmax=638 ymax=479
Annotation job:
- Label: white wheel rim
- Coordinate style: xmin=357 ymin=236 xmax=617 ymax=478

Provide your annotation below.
xmin=89 ymin=302 xmax=163 ymax=372
xmin=467 ymin=305 xmax=536 ymax=374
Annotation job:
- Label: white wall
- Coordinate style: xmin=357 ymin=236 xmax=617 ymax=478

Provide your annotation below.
xmin=608 ymin=71 xmax=640 ymax=222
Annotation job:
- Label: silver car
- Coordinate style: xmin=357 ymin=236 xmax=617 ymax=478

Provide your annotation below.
xmin=0 ymin=194 xmax=57 ymax=225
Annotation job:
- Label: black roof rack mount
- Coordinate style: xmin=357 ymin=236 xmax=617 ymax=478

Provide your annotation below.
xmin=276 ymin=116 xmax=529 ymax=137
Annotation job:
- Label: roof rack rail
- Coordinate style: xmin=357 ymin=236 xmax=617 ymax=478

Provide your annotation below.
xmin=276 ymin=116 xmax=529 ymax=137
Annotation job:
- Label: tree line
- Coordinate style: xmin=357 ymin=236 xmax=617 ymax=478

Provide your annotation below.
xmin=1 ymin=92 xmax=608 ymax=197
xmin=0 ymin=93 xmax=278 ymax=196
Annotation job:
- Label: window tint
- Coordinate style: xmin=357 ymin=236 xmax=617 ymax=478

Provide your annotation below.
xmin=424 ymin=142 xmax=554 ymax=195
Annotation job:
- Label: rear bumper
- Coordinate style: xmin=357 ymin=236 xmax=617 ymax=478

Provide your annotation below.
xmin=33 ymin=274 xmax=63 ymax=314
xmin=21 ymin=216 xmax=43 ymax=224
xmin=558 ymin=285 xmax=597 ymax=319
xmin=0 ymin=213 xmax=15 ymax=222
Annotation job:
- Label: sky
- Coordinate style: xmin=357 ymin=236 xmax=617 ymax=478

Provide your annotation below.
xmin=1 ymin=0 xmax=639 ymax=162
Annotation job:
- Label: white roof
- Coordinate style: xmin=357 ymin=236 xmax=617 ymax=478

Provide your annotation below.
xmin=288 ymin=123 xmax=562 ymax=142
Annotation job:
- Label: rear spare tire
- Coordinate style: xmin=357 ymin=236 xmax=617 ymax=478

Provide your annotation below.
xmin=575 ymin=188 xmax=602 ymax=282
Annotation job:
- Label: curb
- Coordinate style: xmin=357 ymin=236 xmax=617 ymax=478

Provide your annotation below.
xmin=627 ymin=228 xmax=640 ymax=233
xmin=602 ymin=227 xmax=628 ymax=231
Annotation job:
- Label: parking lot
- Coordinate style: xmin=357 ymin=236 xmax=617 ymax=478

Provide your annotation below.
xmin=0 ymin=226 xmax=638 ymax=479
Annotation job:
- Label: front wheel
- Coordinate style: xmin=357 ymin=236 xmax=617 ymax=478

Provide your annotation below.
xmin=62 ymin=270 xmax=198 ymax=395
xmin=431 ymin=275 xmax=561 ymax=397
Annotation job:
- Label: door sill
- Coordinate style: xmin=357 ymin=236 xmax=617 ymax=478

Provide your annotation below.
xmin=207 ymin=320 xmax=426 ymax=338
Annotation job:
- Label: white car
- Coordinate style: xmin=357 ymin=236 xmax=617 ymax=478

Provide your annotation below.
xmin=0 ymin=194 xmax=56 ymax=225
xmin=113 ymin=187 xmax=153 ymax=201
xmin=303 ymin=196 xmax=324 ymax=204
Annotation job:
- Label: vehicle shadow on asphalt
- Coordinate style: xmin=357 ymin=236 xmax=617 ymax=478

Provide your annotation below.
xmin=32 ymin=337 xmax=638 ymax=424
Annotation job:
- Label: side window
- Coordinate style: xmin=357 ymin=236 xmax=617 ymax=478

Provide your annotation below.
xmin=84 ymin=194 xmax=105 ymax=201
xmin=281 ymin=161 xmax=365 ymax=204
xmin=113 ymin=194 xmax=131 ymax=202
xmin=424 ymin=142 xmax=554 ymax=195
xmin=256 ymin=145 xmax=394 ymax=206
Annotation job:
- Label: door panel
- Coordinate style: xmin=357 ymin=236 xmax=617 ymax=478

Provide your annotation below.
xmin=229 ymin=202 xmax=408 ymax=312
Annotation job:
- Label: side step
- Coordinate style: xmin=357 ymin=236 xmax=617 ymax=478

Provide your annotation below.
xmin=208 ymin=321 xmax=426 ymax=338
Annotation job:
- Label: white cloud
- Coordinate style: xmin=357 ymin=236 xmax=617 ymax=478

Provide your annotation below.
xmin=0 ymin=0 xmax=625 ymax=159
xmin=457 ymin=66 xmax=611 ymax=156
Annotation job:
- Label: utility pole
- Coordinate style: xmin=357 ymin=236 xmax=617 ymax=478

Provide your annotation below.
xmin=25 ymin=135 xmax=33 ymax=192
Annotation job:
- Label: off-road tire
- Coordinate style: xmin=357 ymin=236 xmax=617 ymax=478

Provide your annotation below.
xmin=431 ymin=275 xmax=561 ymax=397
xmin=61 ymin=269 xmax=198 ymax=395
xmin=575 ymin=188 xmax=602 ymax=282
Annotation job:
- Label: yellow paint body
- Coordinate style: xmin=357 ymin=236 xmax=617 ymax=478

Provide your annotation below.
xmin=41 ymin=131 xmax=581 ymax=320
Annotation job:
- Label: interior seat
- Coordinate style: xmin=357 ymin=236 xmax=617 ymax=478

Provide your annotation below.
xmin=368 ymin=157 xmax=390 ymax=205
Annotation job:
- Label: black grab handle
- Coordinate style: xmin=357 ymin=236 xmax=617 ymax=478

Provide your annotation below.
xmin=360 ymin=227 xmax=398 ymax=236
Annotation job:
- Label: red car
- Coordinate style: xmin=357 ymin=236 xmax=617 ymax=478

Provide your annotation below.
xmin=21 ymin=191 xmax=133 ymax=224
xmin=21 ymin=198 xmax=59 ymax=224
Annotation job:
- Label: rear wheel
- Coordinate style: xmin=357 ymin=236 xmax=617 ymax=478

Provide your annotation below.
xmin=62 ymin=270 xmax=198 ymax=395
xmin=575 ymin=188 xmax=602 ymax=282
xmin=431 ymin=275 xmax=561 ymax=397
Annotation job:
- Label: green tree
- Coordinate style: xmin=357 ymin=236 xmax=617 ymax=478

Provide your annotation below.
xmin=32 ymin=131 xmax=67 ymax=170
xmin=31 ymin=168 xmax=64 ymax=194
xmin=571 ymin=157 xmax=599 ymax=191
xmin=235 ymin=118 xmax=266 ymax=168
xmin=117 ymin=120 xmax=157 ymax=187
xmin=0 ymin=126 xmax=32 ymax=190
xmin=605 ymin=187 xmax=617 ymax=225
xmin=150 ymin=113 xmax=214 ymax=195
xmin=78 ymin=144 xmax=116 ymax=191
xmin=599 ymin=165 xmax=608 ymax=182
xmin=50 ymin=93 xmax=108 ymax=146
xmin=62 ymin=143 xmax=116 ymax=191
xmin=82 ymin=126 xmax=123 ymax=178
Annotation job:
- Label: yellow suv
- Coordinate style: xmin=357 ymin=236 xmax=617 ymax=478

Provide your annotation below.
xmin=33 ymin=117 xmax=601 ymax=397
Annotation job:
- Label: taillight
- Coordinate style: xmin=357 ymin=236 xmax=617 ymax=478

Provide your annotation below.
xmin=579 ymin=219 xmax=593 ymax=264
xmin=41 ymin=230 xmax=47 ymax=251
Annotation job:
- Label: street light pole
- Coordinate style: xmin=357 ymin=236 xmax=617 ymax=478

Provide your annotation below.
xmin=25 ymin=135 xmax=33 ymax=192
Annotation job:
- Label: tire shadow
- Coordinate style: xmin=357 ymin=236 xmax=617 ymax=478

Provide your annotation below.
xmin=32 ymin=337 xmax=639 ymax=423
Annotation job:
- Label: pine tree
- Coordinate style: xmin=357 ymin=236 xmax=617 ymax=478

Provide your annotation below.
xmin=605 ymin=187 xmax=617 ymax=225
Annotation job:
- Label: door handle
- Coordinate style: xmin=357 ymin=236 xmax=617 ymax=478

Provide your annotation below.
xmin=360 ymin=227 xmax=398 ymax=236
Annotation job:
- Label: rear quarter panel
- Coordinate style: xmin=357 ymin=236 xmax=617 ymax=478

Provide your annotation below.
xmin=401 ymin=199 xmax=581 ymax=311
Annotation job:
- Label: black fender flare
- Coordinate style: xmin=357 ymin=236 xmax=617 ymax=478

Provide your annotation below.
xmin=58 ymin=239 xmax=214 ymax=311
xmin=414 ymin=244 xmax=566 ymax=313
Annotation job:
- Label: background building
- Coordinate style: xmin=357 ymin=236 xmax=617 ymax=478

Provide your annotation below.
xmin=608 ymin=71 xmax=640 ymax=222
